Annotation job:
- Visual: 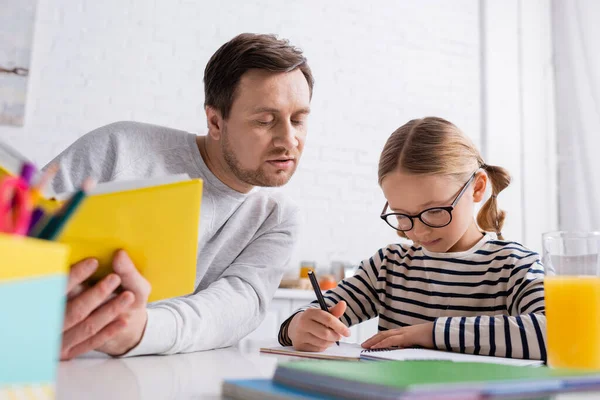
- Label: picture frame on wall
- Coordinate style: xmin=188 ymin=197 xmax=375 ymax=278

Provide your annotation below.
xmin=0 ymin=0 xmax=37 ymax=126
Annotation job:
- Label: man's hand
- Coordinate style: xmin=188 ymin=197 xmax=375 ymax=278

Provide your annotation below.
xmin=288 ymin=301 xmax=351 ymax=352
xmin=361 ymin=323 xmax=435 ymax=350
xmin=60 ymin=250 xmax=151 ymax=360
xmin=96 ymin=250 xmax=150 ymax=356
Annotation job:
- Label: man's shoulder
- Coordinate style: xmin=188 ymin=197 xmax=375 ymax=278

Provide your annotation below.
xmin=247 ymin=188 xmax=301 ymax=226
xmin=83 ymin=121 xmax=192 ymax=146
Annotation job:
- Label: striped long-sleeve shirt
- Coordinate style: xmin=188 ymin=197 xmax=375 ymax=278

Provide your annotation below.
xmin=279 ymin=233 xmax=547 ymax=362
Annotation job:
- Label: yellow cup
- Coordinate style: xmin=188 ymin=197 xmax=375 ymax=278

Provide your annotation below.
xmin=0 ymin=233 xmax=69 ymax=395
xmin=543 ymin=231 xmax=600 ymax=369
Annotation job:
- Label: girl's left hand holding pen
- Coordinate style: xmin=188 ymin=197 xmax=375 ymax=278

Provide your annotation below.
xmin=361 ymin=322 xmax=435 ymax=350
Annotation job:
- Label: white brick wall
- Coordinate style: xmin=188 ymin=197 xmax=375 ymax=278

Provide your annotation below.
xmin=2 ymin=0 xmax=554 ymax=274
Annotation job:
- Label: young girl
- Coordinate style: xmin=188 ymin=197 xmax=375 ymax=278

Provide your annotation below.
xmin=278 ymin=117 xmax=546 ymax=361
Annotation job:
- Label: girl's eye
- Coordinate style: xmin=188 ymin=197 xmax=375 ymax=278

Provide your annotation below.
xmin=292 ymin=120 xmax=304 ymax=126
xmin=256 ymin=120 xmax=273 ymax=126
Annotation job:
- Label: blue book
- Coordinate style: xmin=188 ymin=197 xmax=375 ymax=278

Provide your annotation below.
xmin=222 ymin=379 xmax=337 ymax=400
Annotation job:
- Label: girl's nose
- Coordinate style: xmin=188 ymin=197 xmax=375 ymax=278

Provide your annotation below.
xmin=412 ymin=218 xmax=432 ymax=238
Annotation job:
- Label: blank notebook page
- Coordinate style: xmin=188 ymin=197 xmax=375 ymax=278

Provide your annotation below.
xmin=360 ymin=348 xmax=544 ymax=366
xmin=261 ymin=343 xmax=543 ymax=366
xmin=260 ymin=342 xmax=364 ymax=361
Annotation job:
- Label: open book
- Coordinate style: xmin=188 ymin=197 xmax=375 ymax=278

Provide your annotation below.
xmin=1 ymin=139 xmax=203 ymax=302
xmin=56 ymin=174 xmax=203 ymax=302
xmin=260 ymin=343 xmax=543 ymax=367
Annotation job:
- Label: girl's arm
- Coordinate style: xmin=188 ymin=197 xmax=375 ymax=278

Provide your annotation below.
xmin=278 ymin=251 xmax=384 ymax=346
xmin=432 ymin=259 xmax=547 ymax=361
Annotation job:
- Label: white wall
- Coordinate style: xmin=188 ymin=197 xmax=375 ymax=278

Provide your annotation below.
xmin=480 ymin=0 xmax=557 ymax=252
xmin=0 ymin=0 xmax=555 ymax=271
xmin=552 ymin=0 xmax=600 ymax=233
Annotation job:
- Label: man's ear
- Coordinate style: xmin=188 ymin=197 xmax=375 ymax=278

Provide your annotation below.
xmin=205 ymin=106 xmax=224 ymax=140
xmin=472 ymin=171 xmax=488 ymax=203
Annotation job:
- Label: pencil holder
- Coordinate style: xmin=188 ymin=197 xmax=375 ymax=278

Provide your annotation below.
xmin=0 ymin=233 xmax=69 ymax=399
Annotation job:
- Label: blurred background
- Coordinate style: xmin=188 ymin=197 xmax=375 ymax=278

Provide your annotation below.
xmin=0 ymin=0 xmax=597 ymax=274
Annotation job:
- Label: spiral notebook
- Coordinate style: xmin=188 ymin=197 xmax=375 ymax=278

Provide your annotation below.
xmin=260 ymin=343 xmax=543 ymax=366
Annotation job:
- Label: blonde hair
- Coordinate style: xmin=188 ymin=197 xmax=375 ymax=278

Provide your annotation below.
xmin=378 ymin=117 xmax=511 ymax=240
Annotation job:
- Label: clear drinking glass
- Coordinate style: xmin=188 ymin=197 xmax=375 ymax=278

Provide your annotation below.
xmin=543 ymin=231 xmax=600 ymax=369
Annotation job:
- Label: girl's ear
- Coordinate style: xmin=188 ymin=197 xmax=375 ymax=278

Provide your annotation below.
xmin=472 ymin=171 xmax=487 ymax=203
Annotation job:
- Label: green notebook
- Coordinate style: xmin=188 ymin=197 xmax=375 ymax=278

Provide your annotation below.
xmin=274 ymin=360 xmax=600 ymax=399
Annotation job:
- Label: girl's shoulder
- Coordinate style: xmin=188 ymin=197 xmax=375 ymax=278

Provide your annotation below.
xmin=376 ymin=242 xmax=424 ymax=262
xmin=477 ymin=237 xmax=541 ymax=263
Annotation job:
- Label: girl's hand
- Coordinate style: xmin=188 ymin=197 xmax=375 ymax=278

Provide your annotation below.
xmin=288 ymin=301 xmax=351 ymax=352
xmin=361 ymin=323 xmax=434 ymax=350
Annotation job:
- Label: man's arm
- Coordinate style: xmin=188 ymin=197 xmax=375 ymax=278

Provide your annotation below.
xmin=47 ymin=122 xmax=147 ymax=359
xmin=46 ymin=122 xmax=127 ymax=193
xmin=124 ymin=210 xmax=300 ymax=356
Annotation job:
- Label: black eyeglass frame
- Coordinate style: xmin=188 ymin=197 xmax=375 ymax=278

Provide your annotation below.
xmin=380 ymin=171 xmax=478 ymax=232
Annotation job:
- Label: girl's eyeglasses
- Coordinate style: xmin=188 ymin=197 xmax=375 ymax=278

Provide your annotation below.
xmin=380 ymin=171 xmax=478 ymax=232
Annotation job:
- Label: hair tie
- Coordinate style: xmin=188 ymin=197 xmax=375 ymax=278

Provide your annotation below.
xmin=491 ymin=194 xmax=497 ymax=199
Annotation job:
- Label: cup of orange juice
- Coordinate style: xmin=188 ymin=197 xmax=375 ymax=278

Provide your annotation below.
xmin=543 ymin=231 xmax=600 ymax=369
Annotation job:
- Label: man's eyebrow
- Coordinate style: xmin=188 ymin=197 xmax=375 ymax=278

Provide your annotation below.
xmin=295 ymin=107 xmax=311 ymax=114
xmin=250 ymin=107 xmax=279 ymax=114
xmin=249 ymin=107 xmax=311 ymax=115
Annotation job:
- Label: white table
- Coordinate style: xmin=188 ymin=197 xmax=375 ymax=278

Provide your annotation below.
xmin=56 ymin=341 xmax=600 ymax=400
xmin=57 ymin=341 xmax=279 ymax=400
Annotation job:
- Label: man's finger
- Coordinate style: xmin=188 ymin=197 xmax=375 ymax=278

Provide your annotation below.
xmin=62 ymin=291 xmax=135 ymax=351
xmin=66 ymin=258 xmax=98 ymax=293
xmin=61 ymin=318 xmax=127 ymax=361
xmin=112 ymin=250 xmax=151 ymax=304
xmin=67 ymin=284 xmax=86 ymax=301
xmin=63 ymin=274 xmax=121 ymax=331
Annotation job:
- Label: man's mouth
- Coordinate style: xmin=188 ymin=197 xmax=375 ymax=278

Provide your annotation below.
xmin=267 ymin=158 xmax=295 ymax=170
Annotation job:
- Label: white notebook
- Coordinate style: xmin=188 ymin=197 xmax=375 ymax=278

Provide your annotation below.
xmin=260 ymin=343 xmax=543 ymax=367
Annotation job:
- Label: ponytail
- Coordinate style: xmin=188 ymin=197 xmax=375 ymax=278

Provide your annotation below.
xmin=476 ymin=164 xmax=511 ymax=240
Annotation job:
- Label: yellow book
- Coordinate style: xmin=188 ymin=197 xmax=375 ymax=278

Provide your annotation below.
xmin=1 ymin=140 xmax=202 ymax=302
xmin=57 ymin=175 xmax=202 ymax=302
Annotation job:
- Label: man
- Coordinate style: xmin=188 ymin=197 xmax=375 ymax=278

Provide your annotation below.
xmin=51 ymin=33 xmax=313 ymax=359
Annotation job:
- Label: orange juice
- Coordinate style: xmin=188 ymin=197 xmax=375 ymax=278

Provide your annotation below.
xmin=545 ymin=276 xmax=600 ymax=369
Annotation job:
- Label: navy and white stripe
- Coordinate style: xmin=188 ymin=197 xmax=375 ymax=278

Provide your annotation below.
xmin=278 ymin=233 xmax=547 ymax=362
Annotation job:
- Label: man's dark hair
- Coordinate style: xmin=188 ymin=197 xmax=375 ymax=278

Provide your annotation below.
xmin=204 ymin=33 xmax=314 ymax=119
